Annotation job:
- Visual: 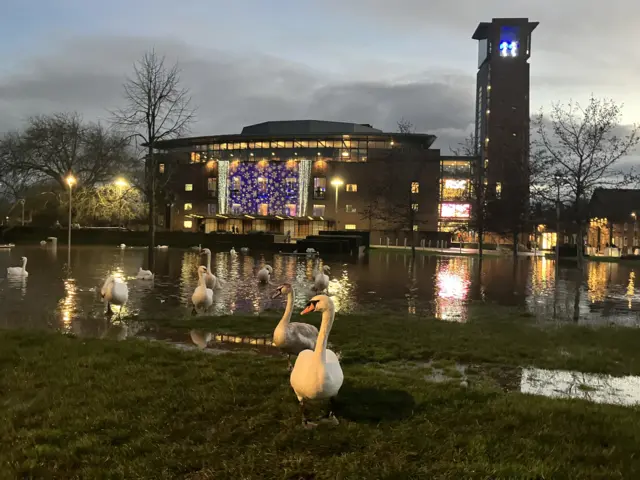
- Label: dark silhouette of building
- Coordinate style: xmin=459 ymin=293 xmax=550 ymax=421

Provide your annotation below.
xmin=473 ymin=18 xmax=538 ymax=230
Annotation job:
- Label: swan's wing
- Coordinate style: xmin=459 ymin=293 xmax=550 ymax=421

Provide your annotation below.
xmin=288 ymin=322 xmax=319 ymax=350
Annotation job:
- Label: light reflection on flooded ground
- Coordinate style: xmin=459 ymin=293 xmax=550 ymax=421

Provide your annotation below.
xmin=4 ymin=246 xmax=640 ymax=334
xmin=521 ymin=367 xmax=640 ymax=407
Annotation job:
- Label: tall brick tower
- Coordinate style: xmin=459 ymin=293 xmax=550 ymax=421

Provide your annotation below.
xmin=472 ymin=18 xmax=538 ymax=230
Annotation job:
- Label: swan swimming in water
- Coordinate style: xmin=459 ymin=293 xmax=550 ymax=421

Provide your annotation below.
xmin=201 ymin=248 xmax=222 ymax=289
xmin=257 ymin=265 xmax=273 ymax=283
xmin=101 ymin=275 xmax=129 ymax=316
xmin=136 ymin=267 xmax=154 ymax=280
xmin=156 ymin=245 xmax=169 ymax=250
xmin=290 ymin=295 xmax=343 ymax=427
xmin=119 ymin=243 xmax=126 ymax=249
xmin=240 ymin=247 xmax=249 ymax=254
xmin=313 ymin=265 xmax=331 ymax=292
xmin=230 ymin=247 xmax=237 ymax=256
xmin=7 ymin=257 xmax=28 ymax=277
xmin=272 ymin=283 xmax=319 ymax=370
xmin=192 ymin=266 xmax=214 ymax=314
xmin=40 ymin=240 xmax=47 ymax=246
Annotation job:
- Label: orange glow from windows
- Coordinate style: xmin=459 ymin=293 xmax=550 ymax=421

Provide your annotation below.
xmin=440 ymin=203 xmax=470 ymax=218
xmin=286 ymin=159 xmax=297 ymax=169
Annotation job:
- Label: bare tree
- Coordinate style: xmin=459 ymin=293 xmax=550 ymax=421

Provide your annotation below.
xmin=71 ymin=184 xmax=147 ymax=226
xmin=533 ymin=96 xmax=639 ymax=265
xmin=397 ymin=118 xmax=415 ymax=134
xmin=112 ymin=49 xmax=195 ymax=265
xmin=0 ymin=113 xmax=131 ymax=190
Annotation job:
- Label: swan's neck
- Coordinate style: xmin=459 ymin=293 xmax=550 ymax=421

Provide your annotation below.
xmin=276 ymin=290 xmax=294 ymax=329
xmin=198 ymin=271 xmax=206 ymax=287
xmin=206 ymin=252 xmax=212 ymax=270
xmin=314 ymin=307 xmax=335 ymax=363
xmin=22 ymin=258 xmax=27 ymax=269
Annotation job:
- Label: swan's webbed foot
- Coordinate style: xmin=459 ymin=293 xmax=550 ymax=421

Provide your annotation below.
xmin=299 ymin=401 xmax=315 ymax=428
xmin=320 ymin=397 xmax=339 ymax=425
xmin=106 ymin=303 xmax=113 ymax=316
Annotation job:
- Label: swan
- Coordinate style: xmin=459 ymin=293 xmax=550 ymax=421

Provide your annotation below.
xmin=190 ymin=330 xmax=212 ymax=349
xmin=156 ymin=245 xmax=169 ymax=250
xmin=240 ymin=247 xmax=249 ymax=254
xmin=313 ymin=265 xmax=331 ymax=292
xmin=7 ymin=256 xmax=28 ymax=277
xmin=136 ymin=267 xmax=154 ymax=280
xmin=40 ymin=240 xmax=47 ymax=246
xmin=191 ymin=244 xmax=202 ymax=252
xmin=101 ymin=275 xmax=129 ymax=316
xmin=290 ymin=295 xmax=343 ymax=427
xmin=192 ymin=265 xmax=213 ymax=314
xmin=272 ymin=284 xmax=319 ymax=370
xmin=257 ymin=264 xmax=273 ymax=283
xmin=230 ymin=247 xmax=237 ymax=256
xmin=200 ymin=248 xmax=221 ymax=289
xmin=119 ymin=243 xmax=126 ymax=249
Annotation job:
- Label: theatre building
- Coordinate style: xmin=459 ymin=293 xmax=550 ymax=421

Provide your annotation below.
xmin=153 ymin=120 xmax=476 ymax=239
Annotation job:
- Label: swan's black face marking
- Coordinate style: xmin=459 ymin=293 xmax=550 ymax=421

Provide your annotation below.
xmin=301 ymin=299 xmax=319 ymax=315
xmin=272 ymin=283 xmax=292 ymax=299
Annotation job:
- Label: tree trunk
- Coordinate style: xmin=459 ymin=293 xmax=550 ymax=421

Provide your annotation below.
xmin=147 ymin=147 xmax=156 ymax=269
xmin=576 ymin=223 xmax=584 ymax=268
xmin=411 ymin=229 xmax=416 ymax=260
xmin=512 ymin=231 xmax=519 ymax=260
xmin=478 ymin=226 xmax=484 ymax=258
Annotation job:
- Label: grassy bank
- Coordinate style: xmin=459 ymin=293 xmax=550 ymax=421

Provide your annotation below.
xmin=148 ymin=304 xmax=640 ymax=377
xmin=2 ymin=329 xmax=640 ymax=478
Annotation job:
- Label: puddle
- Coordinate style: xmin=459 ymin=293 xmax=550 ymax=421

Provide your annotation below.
xmin=520 ymin=367 xmax=640 ymax=406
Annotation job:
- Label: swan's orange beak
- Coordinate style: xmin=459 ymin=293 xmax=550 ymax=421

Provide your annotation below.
xmin=301 ymin=303 xmax=315 ymax=315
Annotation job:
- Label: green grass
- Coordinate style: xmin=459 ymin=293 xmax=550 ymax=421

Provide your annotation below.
xmin=147 ymin=304 xmax=640 ymax=377
xmin=2 ymin=330 xmax=640 ymax=478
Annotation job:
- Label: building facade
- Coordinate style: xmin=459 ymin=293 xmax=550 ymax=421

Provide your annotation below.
xmin=154 ymin=120 xmax=477 ymax=237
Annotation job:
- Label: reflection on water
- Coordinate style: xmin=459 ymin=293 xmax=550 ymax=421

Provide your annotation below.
xmin=521 ymin=367 xmax=640 ymax=407
xmin=4 ymin=246 xmax=640 ymax=333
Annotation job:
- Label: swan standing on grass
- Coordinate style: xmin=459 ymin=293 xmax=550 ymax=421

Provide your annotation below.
xmin=201 ymin=248 xmax=222 ymax=289
xmin=192 ymin=266 xmax=214 ymax=314
xmin=7 ymin=257 xmax=28 ymax=277
xmin=257 ymin=264 xmax=273 ymax=284
xmin=136 ymin=267 xmax=154 ymax=280
xmin=272 ymin=284 xmax=319 ymax=370
xmin=101 ymin=275 xmax=129 ymax=316
xmin=313 ymin=265 xmax=331 ymax=292
xmin=290 ymin=295 xmax=343 ymax=427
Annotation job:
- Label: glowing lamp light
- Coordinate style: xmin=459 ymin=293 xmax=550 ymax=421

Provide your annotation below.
xmin=499 ymin=41 xmax=519 ymax=57
xmin=66 ymin=174 xmax=76 ymax=187
xmin=114 ymin=177 xmax=128 ymax=188
xmin=331 ymin=178 xmax=344 ymax=187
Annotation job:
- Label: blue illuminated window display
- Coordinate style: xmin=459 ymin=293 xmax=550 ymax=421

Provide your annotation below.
xmin=499 ymin=25 xmax=520 ymax=57
xmin=228 ymin=161 xmax=299 ymax=216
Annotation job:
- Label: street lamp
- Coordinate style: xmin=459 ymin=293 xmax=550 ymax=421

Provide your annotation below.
xmin=632 ymin=212 xmax=637 ymax=254
xmin=18 ymin=199 xmax=25 ymax=226
xmin=553 ymin=171 xmax=563 ymax=267
xmin=66 ymin=174 xmax=76 ymax=258
xmin=330 ymin=178 xmax=344 ymax=225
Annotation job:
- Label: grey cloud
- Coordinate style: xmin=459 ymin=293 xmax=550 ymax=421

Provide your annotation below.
xmin=0 ymin=35 xmax=476 ymax=152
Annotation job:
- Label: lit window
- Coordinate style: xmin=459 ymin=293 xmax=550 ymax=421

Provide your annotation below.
xmin=207 ymin=178 xmax=217 ymax=191
xmin=257 ymin=177 xmax=267 ymax=193
xmin=496 ymin=182 xmax=502 ymax=198
xmin=441 ymin=179 xmax=468 ymax=201
xmin=159 ymin=163 xmax=165 ymax=173
xmin=411 ymin=204 xmax=418 ymax=211
xmin=411 ymin=182 xmax=419 ymax=193
xmin=441 ymin=161 xmax=470 ymax=176
xmin=183 ymin=220 xmax=193 ymax=229
xmin=207 ymin=203 xmax=216 ymax=215
xmin=346 ymin=205 xmax=357 ymax=213
xmin=440 ymin=203 xmax=471 ymax=218
xmin=185 ymin=184 xmax=193 ymax=191
xmin=624 ymin=237 xmax=628 ymax=246
xmin=285 ymin=177 xmax=297 ymax=192
xmin=313 ymin=177 xmax=327 ymax=199
xmin=184 ymin=203 xmax=192 ymax=211
xmin=484 ymin=159 xmax=489 ymax=169
xmin=285 ymin=204 xmax=297 ymax=216
xmin=190 ymin=152 xmax=201 ymax=163
xmin=413 ymin=225 xmax=418 ymax=231
xmin=346 ymin=184 xmax=358 ymax=192
xmin=345 ymin=224 xmax=357 ymax=230
xmin=312 ymin=205 xmax=325 ymax=216
xmin=258 ymin=203 xmax=268 ymax=216
xmin=231 ymin=204 xmax=242 ymax=215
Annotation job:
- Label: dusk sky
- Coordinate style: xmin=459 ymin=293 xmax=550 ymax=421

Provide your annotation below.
xmin=1 ymin=0 xmax=639 ymax=153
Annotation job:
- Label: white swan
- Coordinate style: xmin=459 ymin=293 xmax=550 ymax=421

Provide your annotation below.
xmin=156 ymin=245 xmax=169 ymax=250
xmin=7 ymin=256 xmax=28 ymax=277
xmin=191 ymin=244 xmax=202 ymax=252
xmin=40 ymin=240 xmax=47 ymax=246
xmin=101 ymin=275 xmax=129 ymax=315
xmin=257 ymin=264 xmax=273 ymax=283
xmin=313 ymin=265 xmax=331 ymax=292
xmin=240 ymin=247 xmax=249 ymax=254
xmin=119 ymin=243 xmax=126 ymax=249
xmin=230 ymin=247 xmax=237 ymax=256
xmin=290 ymin=295 xmax=343 ymax=426
xmin=200 ymin=248 xmax=222 ymax=289
xmin=190 ymin=330 xmax=212 ymax=349
xmin=272 ymin=284 xmax=319 ymax=369
xmin=192 ymin=266 xmax=213 ymax=314
xmin=136 ymin=267 xmax=154 ymax=280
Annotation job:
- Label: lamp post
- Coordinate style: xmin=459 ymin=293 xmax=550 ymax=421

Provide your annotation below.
xmin=632 ymin=212 xmax=637 ymax=254
xmin=330 ymin=177 xmax=344 ymax=227
xmin=114 ymin=177 xmax=129 ymax=227
xmin=553 ymin=172 xmax=562 ymax=268
xmin=66 ymin=174 xmax=76 ymax=259
xmin=18 ymin=199 xmax=25 ymax=226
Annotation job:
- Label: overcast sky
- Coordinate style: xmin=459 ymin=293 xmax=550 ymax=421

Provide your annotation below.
xmin=1 ymin=0 xmax=639 ymax=153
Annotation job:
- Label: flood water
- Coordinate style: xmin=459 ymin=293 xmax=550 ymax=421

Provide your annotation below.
xmin=2 ymin=245 xmax=640 ymax=336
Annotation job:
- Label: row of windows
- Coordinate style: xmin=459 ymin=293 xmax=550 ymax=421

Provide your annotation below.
xmin=183 ymin=219 xmax=358 ymax=230
xmin=184 ymin=202 xmax=363 ymax=216
xmin=190 ymin=139 xmax=393 ymax=152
